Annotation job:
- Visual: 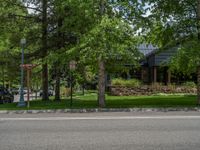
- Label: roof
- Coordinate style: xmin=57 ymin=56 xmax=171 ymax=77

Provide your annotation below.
xmin=153 ymin=47 xmax=178 ymax=66
xmin=139 ymin=44 xmax=178 ymax=67
xmin=138 ymin=44 xmax=158 ymax=56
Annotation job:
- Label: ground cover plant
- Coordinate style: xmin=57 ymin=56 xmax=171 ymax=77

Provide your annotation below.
xmin=111 ymin=78 xmax=142 ymax=87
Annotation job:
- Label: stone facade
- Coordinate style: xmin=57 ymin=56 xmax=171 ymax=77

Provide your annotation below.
xmin=109 ymin=85 xmax=197 ymax=96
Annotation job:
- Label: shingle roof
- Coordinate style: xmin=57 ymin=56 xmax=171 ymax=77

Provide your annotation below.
xmin=138 ymin=43 xmax=158 ymax=56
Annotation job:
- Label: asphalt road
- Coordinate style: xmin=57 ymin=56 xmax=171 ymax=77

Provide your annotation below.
xmin=0 ymin=112 xmax=200 ymax=150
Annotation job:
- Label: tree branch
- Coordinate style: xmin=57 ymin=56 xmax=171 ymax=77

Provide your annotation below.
xmin=4 ymin=0 xmax=42 ymax=13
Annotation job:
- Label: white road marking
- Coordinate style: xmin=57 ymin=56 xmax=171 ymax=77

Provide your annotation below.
xmin=0 ymin=116 xmax=200 ymax=121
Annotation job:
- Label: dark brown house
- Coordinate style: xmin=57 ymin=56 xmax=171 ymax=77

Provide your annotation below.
xmin=139 ymin=44 xmax=178 ymax=84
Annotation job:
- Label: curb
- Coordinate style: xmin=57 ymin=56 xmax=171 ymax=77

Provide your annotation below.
xmin=0 ymin=107 xmax=200 ymax=114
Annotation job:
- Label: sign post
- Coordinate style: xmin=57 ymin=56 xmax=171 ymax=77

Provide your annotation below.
xmin=69 ymin=60 xmax=76 ymax=107
xmin=20 ymin=64 xmax=38 ymax=108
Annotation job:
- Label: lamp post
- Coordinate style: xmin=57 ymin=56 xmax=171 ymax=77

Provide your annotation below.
xmin=69 ymin=60 xmax=76 ymax=107
xmin=18 ymin=38 xmax=26 ymax=107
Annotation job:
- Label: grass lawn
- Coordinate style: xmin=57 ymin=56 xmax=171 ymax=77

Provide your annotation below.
xmin=0 ymin=93 xmax=199 ymax=110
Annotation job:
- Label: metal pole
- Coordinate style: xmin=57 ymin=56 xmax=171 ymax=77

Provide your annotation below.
xmin=18 ymin=41 xmax=26 ymax=107
xmin=70 ymin=71 xmax=72 ymax=107
xmin=2 ymin=66 xmax=5 ymax=88
xmin=27 ymin=69 xmax=30 ymax=108
xmin=69 ymin=60 xmax=76 ymax=108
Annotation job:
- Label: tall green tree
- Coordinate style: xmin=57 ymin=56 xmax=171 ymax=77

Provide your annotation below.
xmin=47 ymin=0 xmax=100 ymax=101
xmin=0 ymin=0 xmax=29 ymax=88
xmin=79 ymin=15 xmax=139 ymax=107
xmin=1 ymin=0 xmax=142 ymax=107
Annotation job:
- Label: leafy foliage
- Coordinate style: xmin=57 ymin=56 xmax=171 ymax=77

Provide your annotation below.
xmin=170 ymin=40 xmax=200 ymax=74
xmin=79 ymin=15 xmax=140 ymax=67
xmin=142 ymin=0 xmax=198 ymax=47
xmin=182 ymin=81 xmax=197 ymax=88
xmin=111 ymin=78 xmax=141 ymax=87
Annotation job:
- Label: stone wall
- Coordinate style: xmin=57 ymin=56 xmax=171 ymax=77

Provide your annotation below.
xmin=109 ymin=85 xmax=197 ymax=96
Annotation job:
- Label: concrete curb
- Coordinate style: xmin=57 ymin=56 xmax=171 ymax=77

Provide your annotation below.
xmin=0 ymin=107 xmax=200 ymax=114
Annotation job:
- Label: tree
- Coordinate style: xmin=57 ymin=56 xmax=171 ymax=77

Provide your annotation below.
xmin=0 ymin=0 xmax=29 ymax=88
xmin=79 ymin=15 xmax=139 ymax=107
xmin=47 ymin=0 xmax=100 ymax=101
xmin=70 ymin=0 xmax=142 ymax=107
xmin=1 ymin=0 xmax=141 ymax=107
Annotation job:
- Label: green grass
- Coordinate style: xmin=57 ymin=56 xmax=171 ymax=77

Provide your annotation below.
xmin=0 ymin=93 xmax=199 ymax=110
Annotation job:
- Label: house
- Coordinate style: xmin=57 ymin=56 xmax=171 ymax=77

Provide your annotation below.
xmin=108 ymin=43 xmax=195 ymax=86
xmin=139 ymin=44 xmax=178 ymax=84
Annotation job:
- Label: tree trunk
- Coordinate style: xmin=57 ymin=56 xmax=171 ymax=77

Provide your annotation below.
xmin=41 ymin=0 xmax=49 ymax=101
xmin=98 ymin=60 xmax=105 ymax=107
xmin=42 ymin=63 xmax=49 ymax=100
xmin=97 ymin=0 xmax=106 ymax=108
xmin=100 ymin=0 xmax=105 ymax=15
xmin=54 ymin=15 xmax=63 ymax=102
xmin=82 ymin=84 xmax=85 ymax=95
xmin=197 ymin=0 xmax=200 ymax=104
xmin=197 ymin=67 xmax=200 ymax=105
xmin=54 ymin=66 xmax=60 ymax=101
xmin=197 ymin=0 xmax=200 ymax=39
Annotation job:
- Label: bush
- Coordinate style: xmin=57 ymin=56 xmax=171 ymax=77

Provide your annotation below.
xmin=111 ymin=78 xmax=141 ymax=87
xmin=182 ymin=81 xmax=196 ymax=88
xmin=60 ymin=86 xmax=71 ymax=97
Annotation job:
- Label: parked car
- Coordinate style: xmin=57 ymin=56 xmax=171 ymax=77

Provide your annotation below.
xmin=11 ymin=88 xmax=19 ymax=95
xmin=23 ymin=88 xmax=28 ymax=94
xmin=0 ymin=87 xmax=14 ymax=104
xmin=18 ymin=88 xmax=29 ymax=95
xmin=39 ymin=89 xmax=54 ymax=97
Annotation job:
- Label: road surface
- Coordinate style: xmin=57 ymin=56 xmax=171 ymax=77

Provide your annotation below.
xmin=0 ymin=112 xmax=200 ymax=150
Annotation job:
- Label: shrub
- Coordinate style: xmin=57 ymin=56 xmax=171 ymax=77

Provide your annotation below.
xmin=182 ymin=81 xmax=196 ymax=88
xmin=111 ymin=78 xmax=141 ymax=87
xmin=60 ymin=86 xmax=71 ymax=97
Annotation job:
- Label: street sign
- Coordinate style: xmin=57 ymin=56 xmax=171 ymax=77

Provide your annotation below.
xmin=20 ymin=64 xmax=38 ymax=70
